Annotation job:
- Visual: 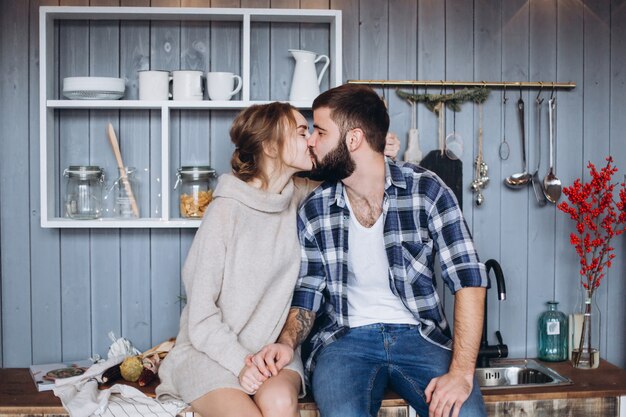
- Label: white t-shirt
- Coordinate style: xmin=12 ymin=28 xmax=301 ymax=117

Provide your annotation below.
xmin=344 ymin=190 xmax=419 ymax=328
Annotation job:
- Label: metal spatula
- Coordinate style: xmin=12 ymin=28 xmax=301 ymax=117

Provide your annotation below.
xmin=530 ymin=97 xmax=547 ymax=206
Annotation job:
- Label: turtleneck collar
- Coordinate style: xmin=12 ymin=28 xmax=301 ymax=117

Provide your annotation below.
xmin=213 ymin=173 xmax=294 ymax=213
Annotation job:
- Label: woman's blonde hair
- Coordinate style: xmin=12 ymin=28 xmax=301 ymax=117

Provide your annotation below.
xmin=230 ymin=102 xmax=297 ymax=187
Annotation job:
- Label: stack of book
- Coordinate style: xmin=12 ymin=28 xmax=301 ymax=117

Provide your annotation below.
xmin=29 ymin=359 xmax=94 ymax=392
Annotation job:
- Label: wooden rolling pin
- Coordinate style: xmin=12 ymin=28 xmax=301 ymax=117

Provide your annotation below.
xmin=107 ymin=123 xmax=140 ymax=218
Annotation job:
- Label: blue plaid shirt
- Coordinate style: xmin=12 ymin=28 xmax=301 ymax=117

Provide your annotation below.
xmin=292 ymin=159 xmax=488 ymax=381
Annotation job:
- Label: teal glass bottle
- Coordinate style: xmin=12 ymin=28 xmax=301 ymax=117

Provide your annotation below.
xmin=538 ymin=301 xmax=568 ymax=361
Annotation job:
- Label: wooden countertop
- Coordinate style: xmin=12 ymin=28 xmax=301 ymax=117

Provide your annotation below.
xmin=1 ymin=359 xmax=625 ymax=414
xmin=0 ymin=368 xmax=69 ymax=414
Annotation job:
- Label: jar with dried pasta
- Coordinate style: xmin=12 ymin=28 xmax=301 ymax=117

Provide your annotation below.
xmin=175 ymin=166 xmax=217 ymax=218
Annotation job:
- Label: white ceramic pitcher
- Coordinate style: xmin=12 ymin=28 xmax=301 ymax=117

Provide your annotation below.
xmin=288 ymin=49 xmax=330 ymax=101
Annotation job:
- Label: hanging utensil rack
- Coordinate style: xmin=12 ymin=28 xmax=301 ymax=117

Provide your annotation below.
xmin=347 ymin=80 xmax=576 ymax=89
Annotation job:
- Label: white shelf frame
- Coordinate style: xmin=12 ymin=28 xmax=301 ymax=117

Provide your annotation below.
xmin=39 ymin=6 xmax=342 ymax=228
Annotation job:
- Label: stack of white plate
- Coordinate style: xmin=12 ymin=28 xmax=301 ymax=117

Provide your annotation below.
xmin=63 ymin=77 xmax=125 ymax=100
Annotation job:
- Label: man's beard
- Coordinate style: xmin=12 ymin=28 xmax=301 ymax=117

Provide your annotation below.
xmin=307 ymin=137 xmax=356 ymax=182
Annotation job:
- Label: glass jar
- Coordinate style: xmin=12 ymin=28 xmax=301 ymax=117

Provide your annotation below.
xmin=64 ymin=165 xmax=105 ymax=219
xmin=538 ymin=300 xmax=568 ymax=362
xmin=112 ymin=167 xmax=140 ymax=219
xmin=176 ymin=166 xmax=216 ymax=218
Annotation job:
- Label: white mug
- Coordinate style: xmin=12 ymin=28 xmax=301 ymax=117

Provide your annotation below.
xmin=138 ymin=70 xmax=171 ymax=101
xmin=206 ymin=72 xmax=242 ymax=101
xmin=172 ymin=70 xmax=204 ymax=101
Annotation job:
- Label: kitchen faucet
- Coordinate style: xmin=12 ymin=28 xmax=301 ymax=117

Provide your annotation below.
xmin=476 ymin=259 xmax=508 ymax=368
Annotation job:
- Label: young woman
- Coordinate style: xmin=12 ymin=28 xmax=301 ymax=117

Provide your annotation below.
xmin=156 ymin=102 xmax=399 ymax=417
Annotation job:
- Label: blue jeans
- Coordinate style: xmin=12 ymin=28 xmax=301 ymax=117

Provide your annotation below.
xmin=311 ymin=323 xmax=486 ymax=417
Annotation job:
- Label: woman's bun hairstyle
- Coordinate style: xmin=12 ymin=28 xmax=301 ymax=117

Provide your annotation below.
xmin=230 ymin=102 xmax=297 ymax=186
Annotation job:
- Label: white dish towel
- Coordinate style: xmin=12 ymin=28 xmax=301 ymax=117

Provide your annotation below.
xmin=53 ymin=356 xmax=186 ymax=417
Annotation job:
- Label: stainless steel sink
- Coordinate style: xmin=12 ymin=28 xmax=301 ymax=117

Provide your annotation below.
xmin=475 ymin=359 xmax=572 ymax=389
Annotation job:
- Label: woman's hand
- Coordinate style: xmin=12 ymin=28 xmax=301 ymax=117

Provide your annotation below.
xmin=384 ymin=132 xmax=401 ymax=160
xmin=247 ymin=343 xmax=294 ymax=377
xmin=238 ymin=359 xmax=268 ymax=394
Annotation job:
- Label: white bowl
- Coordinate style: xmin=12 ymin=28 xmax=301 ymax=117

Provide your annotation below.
xmin=63 ymin=76 xmax=125 ymax=100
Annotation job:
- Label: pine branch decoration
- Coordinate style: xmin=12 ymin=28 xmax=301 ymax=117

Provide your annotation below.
xmin=396 ymin=87 xmax=490 ymax=112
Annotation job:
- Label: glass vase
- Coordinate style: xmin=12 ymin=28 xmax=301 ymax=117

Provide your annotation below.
xmin=538 ymin=301 xmax=568 ymax=362
xmin=571 ymin=288 xmax=601 ymax=369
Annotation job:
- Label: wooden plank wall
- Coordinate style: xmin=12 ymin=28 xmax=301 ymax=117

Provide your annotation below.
xmin=0 ymin=0 xmax=625 ymax=370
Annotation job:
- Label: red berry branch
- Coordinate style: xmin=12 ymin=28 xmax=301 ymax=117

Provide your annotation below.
xmin=557 ymin=156 xmax=626 ymax=296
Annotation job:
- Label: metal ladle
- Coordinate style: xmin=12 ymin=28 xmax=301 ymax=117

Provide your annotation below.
xmin=543 ymin=97 xmax=562 ymax=203
xmin=504 ymin=95 xmax=532 ymax=188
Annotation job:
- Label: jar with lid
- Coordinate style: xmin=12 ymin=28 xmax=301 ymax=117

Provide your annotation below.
xmin=538 ymin=300 xmax=568 ymax=362
xmin=64 ymin=165 xmax=105 ymax=219
xmin=176 ymin=166 xmax=217 ymax=218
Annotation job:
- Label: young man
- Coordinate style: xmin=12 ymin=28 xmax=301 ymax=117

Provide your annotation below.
xmin=251 ymin=84 xmax=488 ymax=417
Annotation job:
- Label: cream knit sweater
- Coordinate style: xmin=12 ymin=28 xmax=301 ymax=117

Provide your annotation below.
xmin=156 ymin=174 xmax=312 ymax=403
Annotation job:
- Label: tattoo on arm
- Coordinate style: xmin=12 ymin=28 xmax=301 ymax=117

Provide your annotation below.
xmin=277 ymin=308 xmax=315 ymax=350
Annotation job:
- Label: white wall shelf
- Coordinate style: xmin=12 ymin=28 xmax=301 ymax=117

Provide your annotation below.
xmin=40 ymin=6 xmax=342 ymax=228
xmin=47 ymin=100 xmax=314 ymax=110
xmin=43 ymin=218 xmax=202 ymax=229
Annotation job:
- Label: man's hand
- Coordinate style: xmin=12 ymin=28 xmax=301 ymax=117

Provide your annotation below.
xmin=425 ymin=287 xmax=485 ymax=417
xmin=247 ymin=343 xmax=295 ymax=377
xmin=424 ymin=370 xmax=474 ymax=417
xmin=384 ymin=132 xmax=401 ymax=160
xmin=238 ymin=361 xmax=268 ymax=394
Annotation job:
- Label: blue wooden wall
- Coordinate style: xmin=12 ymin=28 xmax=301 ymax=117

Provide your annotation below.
xmin=1 ymin=0 xmax=625 ymax=369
